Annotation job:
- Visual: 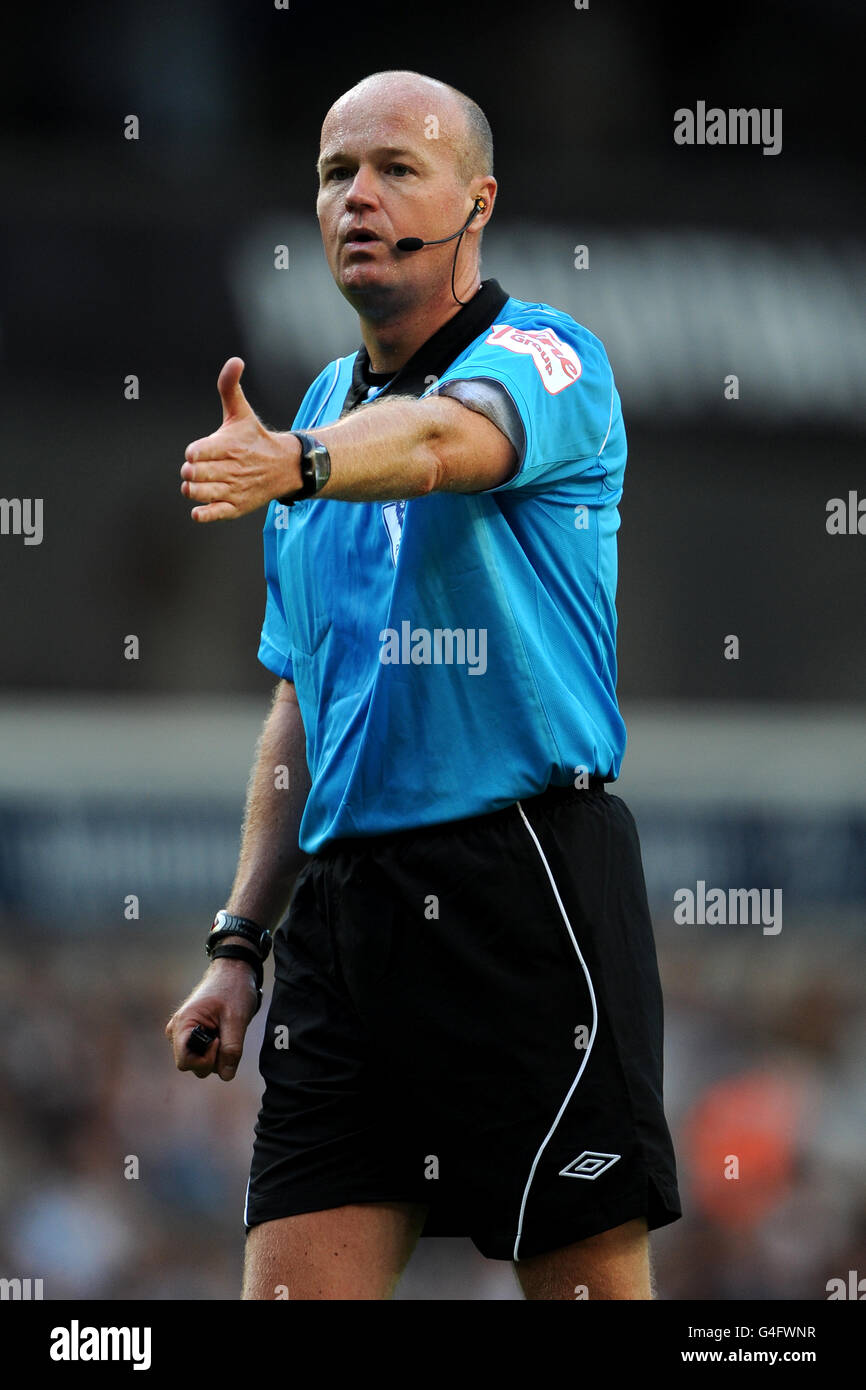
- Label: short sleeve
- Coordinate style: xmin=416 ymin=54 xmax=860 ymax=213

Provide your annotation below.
xmin=257 ymin=501 xmax=294 ymax=681
xmin=428 ymin=312 xmax=621 ymax=498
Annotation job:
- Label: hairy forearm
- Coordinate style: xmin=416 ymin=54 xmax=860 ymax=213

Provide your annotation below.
xmin=181 ymin=370 xmax=515 ymax=521
xmin=281 ymin=394 xmax=445 ymax=503
xmin=225 ymin=681 xmax=311 ymax=930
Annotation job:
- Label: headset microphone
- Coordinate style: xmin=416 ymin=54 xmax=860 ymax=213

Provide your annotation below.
xmin=395 ymin=198 xmax=486 ymax=252
xmin=395 ymin=197 xmax=487 ymax=305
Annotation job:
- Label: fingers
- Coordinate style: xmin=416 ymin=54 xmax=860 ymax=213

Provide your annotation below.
xmin=181 ymin=374 xmax=281 ymax=523
xmin=215 ymin=1026 xmax=245 ymax=1083
xmin=190 ymin=502 xmax=240 ymax=524
xmin=188 ymin=1033 xmax=219 ymax=1079
xmin=167 ymin=1013 xmax=244 ymax=1078
xmin=180 ymin=461 xmax=271 ymax=520
xmin=180 ymin=468 xmax=241 ymax=521
xmin=183 ymin=434 xmax=229 ymax=466
xmin=180 ymin=474 xmax=232 ymax=501
xmin=166 ymin=1013 xmax=220 ymax=1077
xmin=165 ymin=969 xmax=257 ymax=1081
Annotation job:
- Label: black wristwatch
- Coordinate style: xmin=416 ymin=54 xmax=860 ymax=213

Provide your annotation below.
xmin=277 ymin=431 xmax=331 ymax=504
xmin=206 ymin=910 xmax=272 ymax=961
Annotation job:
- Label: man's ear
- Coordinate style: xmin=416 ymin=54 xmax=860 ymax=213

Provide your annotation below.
xmin=472 ymin=177 xmax=497 ymax=230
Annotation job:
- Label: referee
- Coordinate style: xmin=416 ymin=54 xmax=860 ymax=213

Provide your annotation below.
xmin=166 ymin=69 xmax=681 ymax=1300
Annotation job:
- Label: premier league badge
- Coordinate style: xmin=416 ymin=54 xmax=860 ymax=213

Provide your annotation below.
xmin=381 ymin=499 xmax=406 ymax=566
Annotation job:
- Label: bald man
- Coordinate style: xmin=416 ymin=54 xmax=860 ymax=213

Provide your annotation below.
xmin=167 ymin=69 xmax=681 ymax=1300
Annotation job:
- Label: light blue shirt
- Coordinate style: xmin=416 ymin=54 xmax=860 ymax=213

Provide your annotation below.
xmin=259 ymin=293 xmax=628 ymax=853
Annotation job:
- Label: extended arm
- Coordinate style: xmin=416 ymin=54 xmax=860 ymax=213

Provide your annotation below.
xmin=300 ymin=391 xmax=516 ymax=502
xmin=180 ymin=358 xmax=517 ymax=521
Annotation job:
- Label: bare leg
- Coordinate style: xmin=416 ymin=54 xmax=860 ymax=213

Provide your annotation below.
xmin=514 ymin=1216 xmax=652 ymax=1301
xmin=242 ymin=1200 xmax=429 ymax=1300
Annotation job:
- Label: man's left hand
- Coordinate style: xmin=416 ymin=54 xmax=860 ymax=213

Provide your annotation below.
xmin=181 ymin=358 xmax=300 ymax=522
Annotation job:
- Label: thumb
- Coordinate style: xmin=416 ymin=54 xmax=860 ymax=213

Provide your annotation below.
xmin=217 ymin=356 xmax=251 ymax=424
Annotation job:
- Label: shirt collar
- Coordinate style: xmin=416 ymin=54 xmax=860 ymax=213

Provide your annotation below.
xmin=340 ymin=278 xmax=509 ymax=416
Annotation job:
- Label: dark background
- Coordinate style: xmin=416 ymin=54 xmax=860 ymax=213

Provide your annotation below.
xmin=2 ymin=0 xmax=863 ymax=697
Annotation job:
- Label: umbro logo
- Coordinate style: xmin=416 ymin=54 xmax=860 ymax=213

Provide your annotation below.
xmin=559 ymin=1151 xmax=621 ymax=1180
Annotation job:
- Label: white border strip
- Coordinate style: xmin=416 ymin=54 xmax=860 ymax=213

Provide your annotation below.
xmin=243 ymin=1175 xmax=251 ymax=1228
xmin=512 ymin=801 xmax=599 ymax=1261
xmin=597 ymin=366 xmax=615 ymax=457
xmin=310 ymin=356 xmax=346 ymax=428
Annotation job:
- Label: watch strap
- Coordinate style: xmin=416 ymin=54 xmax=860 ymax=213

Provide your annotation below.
xmin=278 ymin=431 xmax=331 ymax=504
xmin=206 ymin=911 xmax=272 ymax=961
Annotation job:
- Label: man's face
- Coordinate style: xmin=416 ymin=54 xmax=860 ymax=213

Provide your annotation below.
xmin=316 ymin=91 xmax=470 ymax=315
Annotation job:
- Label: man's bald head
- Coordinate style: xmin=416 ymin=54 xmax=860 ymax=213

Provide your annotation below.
xmin=322 ymin=70 xmax=493 ymax=187
xmin=317 ymin=70 xmax=497 ymax=320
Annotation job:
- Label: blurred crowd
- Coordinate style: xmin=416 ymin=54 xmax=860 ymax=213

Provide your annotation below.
xmin=1 ymin=919 xmax=863 ymax=1301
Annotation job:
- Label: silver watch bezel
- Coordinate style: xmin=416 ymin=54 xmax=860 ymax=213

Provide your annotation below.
xmin=307 ymin=440 xmax=331 ymax=491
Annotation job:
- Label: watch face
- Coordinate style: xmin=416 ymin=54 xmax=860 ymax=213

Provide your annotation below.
xmin=311 ymin=445 xmax=330 ymax=488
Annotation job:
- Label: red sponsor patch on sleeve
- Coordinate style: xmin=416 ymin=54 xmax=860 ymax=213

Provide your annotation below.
xmin=485 ymin=324 xmax=582 ymax=394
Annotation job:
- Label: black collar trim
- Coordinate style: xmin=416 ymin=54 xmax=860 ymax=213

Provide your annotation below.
xmin=340 ymin=278 xmax=510 ymax=416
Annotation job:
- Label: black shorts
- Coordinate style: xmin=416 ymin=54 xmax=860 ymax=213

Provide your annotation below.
xmin=243 ymin=782 xmax=682 ymax=1261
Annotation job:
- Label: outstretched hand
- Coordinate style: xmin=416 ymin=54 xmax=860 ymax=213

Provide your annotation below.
xmin=181 ymin=358 xmax=299 ymax=522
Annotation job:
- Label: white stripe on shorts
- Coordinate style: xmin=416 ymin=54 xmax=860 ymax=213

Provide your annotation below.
xmin=512 ymin=800 xmax=599 ymax=1261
